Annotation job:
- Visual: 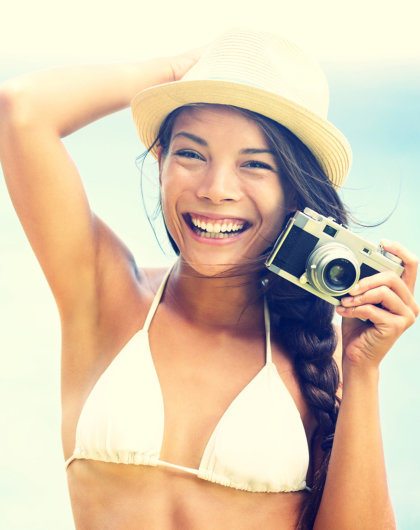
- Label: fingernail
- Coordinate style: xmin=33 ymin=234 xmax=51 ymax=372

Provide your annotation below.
xmin=341 ymin=296 xmax=353 ymax=304
xmin=350 ymin=283 xmax=359 ymax=294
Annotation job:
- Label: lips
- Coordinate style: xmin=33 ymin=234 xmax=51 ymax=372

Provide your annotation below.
xmin=183 ymin=213 xmax=250 ymax=240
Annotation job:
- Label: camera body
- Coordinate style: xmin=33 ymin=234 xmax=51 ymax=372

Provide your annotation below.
xmin=266 ymin=208 xmax=404 ymax=305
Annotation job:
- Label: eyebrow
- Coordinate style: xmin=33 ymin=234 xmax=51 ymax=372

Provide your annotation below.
xmin=172 ymin=132 xmax=275 ymax=156
xmin=172 ymin=132 xmax=208 ymax=146
xmin=240 ymin=148 xmax=275 ymax=156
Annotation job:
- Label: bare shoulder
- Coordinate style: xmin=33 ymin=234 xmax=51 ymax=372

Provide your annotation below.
xmin=60 ymin=218 xmax=169 ymax=381
xmin=94 ymin=218 xmax=171 ymax=294
xmin=141 ymin=266 xmax=172 ymax=292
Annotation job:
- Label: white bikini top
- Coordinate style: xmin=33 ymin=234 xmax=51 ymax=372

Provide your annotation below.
xmin=65 ymin=267 xmax=310 ymax=493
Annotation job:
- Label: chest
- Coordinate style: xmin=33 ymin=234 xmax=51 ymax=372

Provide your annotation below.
xmin=148 ymin=316 xmax=313 ymax=468
xmin=67 ymin=306 xmax=314 ymax=494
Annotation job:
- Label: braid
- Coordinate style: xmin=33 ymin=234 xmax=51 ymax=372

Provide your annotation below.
xmin=267 ymin=277 xmax=341 ymax=529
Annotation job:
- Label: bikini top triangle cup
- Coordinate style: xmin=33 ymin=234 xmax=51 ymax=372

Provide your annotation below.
xmin=65 ymin=267 xmax=310 ymax=493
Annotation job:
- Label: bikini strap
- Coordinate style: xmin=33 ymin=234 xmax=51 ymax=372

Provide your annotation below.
xmin=263 ymin=296 xmax=272 ymax=364
xmin=143 ymin=264 xmax=174 ymax=332
xmin=144 ymin=268 xmax=272 ymax=363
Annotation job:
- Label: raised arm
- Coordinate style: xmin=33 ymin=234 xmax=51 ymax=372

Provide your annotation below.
xmin=314 ymin=241 xmax=419 ymax=529
xmin=0 ymin=52 xmax=199 ymax=315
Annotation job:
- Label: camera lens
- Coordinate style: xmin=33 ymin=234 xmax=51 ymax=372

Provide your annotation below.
xmin=323 ymin=259 xmax=357 ymax=291
xmin=306 ymin=243 xmax=360 ymax=296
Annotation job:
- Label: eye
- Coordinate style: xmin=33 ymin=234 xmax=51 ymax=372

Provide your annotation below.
xmin=242 ymin=160 xmax=274 ymax=170
xmin=175 ymin=149 xmax=204 ymax=161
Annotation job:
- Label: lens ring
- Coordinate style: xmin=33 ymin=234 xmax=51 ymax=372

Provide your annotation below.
xmin=306 ymin=243 xmax=360 ymax=296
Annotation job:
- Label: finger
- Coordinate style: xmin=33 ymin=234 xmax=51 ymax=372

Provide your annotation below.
xmin=337 ymin=303 xmax=406 ymax=332
xmin=349 ymin=271 xmax=418 ymax=314
xmin=183 ymin=45 xmax=208 ymax=62
xmin=341 ymin=285 xmax=415 ymax=319
xmin=380 ymin=239 xmax=418 ymax=293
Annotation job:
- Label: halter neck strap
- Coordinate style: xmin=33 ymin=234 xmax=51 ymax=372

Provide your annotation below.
xmin=144 ymin=266 xmax=272 ymax=366
xmin=263 ymin=297 xmax=272 ymax=364
xmin=143 ymin=264 xmax=173 ymax=332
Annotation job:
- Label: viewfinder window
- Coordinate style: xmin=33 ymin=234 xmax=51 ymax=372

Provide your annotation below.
xmin=323 ymin=225 xmax=337 ymax=237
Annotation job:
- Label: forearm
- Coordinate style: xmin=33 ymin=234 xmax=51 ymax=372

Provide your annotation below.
xmin=0 ymin=58 xmax=173 ymax=137
xmin=314 ymin=365 xmax=395 ymax=529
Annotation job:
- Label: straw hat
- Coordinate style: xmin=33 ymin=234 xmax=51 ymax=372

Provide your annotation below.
xmin=131 ymin=29 xmax=352 ymax=188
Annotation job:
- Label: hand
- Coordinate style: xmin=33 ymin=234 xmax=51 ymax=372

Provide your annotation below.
xmin=167 ymin=46 xmax=206 ymax=82
xmin=336 ymin=240 xmax=419 ymax=371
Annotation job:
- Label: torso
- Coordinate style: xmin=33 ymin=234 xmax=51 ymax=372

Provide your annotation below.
xmin=62 ymin=258 xmax=317 ymax=530
xmin=67 ymin=461 xmax=308 ymax=530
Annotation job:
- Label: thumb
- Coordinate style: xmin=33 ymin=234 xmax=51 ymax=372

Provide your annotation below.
xmin=169 ymin=45 xmax=207 ymax=81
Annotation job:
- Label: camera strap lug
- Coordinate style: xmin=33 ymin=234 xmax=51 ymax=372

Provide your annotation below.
xmin=299 ymin=272 xmax=309 ymax=285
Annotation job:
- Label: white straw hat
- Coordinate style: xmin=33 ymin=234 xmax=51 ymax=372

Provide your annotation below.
xmin=131 ymin=29 xmax=352 ymax=188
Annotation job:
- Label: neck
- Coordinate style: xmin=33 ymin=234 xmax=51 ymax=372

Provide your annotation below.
xmin=164 ymin=258 xmax=265 ymax=330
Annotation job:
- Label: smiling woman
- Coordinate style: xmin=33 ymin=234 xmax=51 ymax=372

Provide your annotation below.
xmin=156 ymin=106 xmax=288 ymax=274
xmin=0 ymin=28 xmax=418 ymax=530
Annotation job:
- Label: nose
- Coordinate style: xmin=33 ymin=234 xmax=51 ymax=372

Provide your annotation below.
xmin=196 ymin=164 xmax=242 ymax=203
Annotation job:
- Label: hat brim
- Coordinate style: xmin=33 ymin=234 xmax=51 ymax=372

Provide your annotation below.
xmin=131 ymin=79 xmax=352 ymax=188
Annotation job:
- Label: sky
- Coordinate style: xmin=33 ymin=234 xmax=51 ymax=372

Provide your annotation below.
xmin=1 ymin=1 xmax=420 ymax=528
xmin=1 ymin=0 xmax=419 ymax=65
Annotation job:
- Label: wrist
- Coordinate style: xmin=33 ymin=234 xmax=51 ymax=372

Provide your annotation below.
xmin=342 ymin=357 xmax=379 ymax=390
xmin=123 ymin=58 xmax=175 ymax=99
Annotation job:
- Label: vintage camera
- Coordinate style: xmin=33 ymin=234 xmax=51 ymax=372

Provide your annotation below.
xmin=266 ymin=208 xmax=404 ymax=305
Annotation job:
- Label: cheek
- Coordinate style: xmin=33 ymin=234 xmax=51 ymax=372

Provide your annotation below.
xmin=160 ymin=187 xmax=176 ymax=231
xmin=159 ymin=175 xmax=186 ymax=241
xmin=260 ymin=186 xmax=287 ymax=229
xmin=159 ymin=165 xmax=176 ymax=212
xmin=159 ymin=161 xmax=186 ymax=206
xmin=264 ymin=210 xmax=286 ymax=242
xmin=259 ymin=206 xmax=289 ymax=249
xmin=158 ymin=175 xmax=174 ymax=227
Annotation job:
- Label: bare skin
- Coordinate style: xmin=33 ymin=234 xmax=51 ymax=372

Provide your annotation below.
xmin=65 ymin=265 xmax=314 ymax=530
xmin=0 ymin=46 xmax=418 ymax=530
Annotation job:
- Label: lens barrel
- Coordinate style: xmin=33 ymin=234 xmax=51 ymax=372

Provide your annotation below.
xmin=306 ymin=243 xmax=359 ymax=296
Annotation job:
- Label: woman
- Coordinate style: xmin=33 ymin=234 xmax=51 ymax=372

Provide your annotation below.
xmin=0 ymin=29 xmax=418 ymax=529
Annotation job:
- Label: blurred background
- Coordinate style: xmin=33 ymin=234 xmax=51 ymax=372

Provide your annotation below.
xmin=1 ymin=0 xmax=419 ymax=528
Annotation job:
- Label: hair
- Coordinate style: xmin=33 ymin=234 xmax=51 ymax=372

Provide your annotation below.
xmin=145 ymin=103 xmax=347 ymax=529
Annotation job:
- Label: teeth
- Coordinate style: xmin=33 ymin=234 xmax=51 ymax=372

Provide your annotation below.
xmin=189 ymin=215 xmax=246 ymax=238
xmin=189 ymin=215 xmax=244 ymax=234
xmin=192 ymin=227 xmax=235 ymax=239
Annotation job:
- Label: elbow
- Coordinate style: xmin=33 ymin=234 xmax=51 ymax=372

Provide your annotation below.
xmin=0 ymin=81 xmax=24 ymax=117
xmin=0 ymin=80 xmax=39 ymax=136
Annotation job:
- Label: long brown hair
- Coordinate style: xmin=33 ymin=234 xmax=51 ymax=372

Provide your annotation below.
xmin=145 ymin=103 xmax=347 ymax=529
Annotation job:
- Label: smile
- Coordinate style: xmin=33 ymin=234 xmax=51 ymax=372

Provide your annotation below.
xmin=184 ymin=213 xmax=250 ymax=240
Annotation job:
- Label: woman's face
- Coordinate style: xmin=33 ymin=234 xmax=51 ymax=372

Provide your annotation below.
xmin=158 ymin=106 xmax=290 ymax=275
